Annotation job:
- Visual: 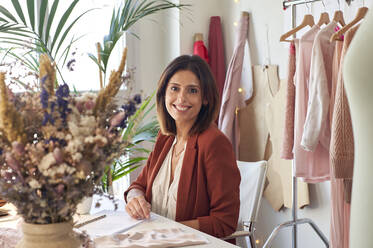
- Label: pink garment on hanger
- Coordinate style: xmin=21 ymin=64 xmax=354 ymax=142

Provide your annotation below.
xmin=218 ymin=14 xmax=251 ymax=156
xmin=328 ymin=26 xmax=359 ymax=248
xmin=208 ymin=16 xmax=226 ymax=102
xmin=330 ymin=26 xmax=358 ymax=185
xmin=193 ymin=40 xmax=209 ymax=63
xmin=281 ymin=41 xmax=297 ymax=160
xmin=301 ymin=21 xmax=337 ymax=152
xmin=293 ymin=25 xmax=330 ymax=183
xmin=330 ymin=178 xmax=350 ymax=248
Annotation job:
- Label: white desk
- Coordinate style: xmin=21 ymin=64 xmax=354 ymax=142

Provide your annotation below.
xmin=88 ymin=195 xmax=238 ymax=248
xmin=0 ymin=197 xmax=238 ymax=248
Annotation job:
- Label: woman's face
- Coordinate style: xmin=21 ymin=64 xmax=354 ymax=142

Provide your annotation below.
xmin=165 ymin=70 xmax=205 ymax=129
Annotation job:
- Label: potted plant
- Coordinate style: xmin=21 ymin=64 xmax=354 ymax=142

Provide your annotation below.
xmin=101 ymin=92 xmax=159 ymax=194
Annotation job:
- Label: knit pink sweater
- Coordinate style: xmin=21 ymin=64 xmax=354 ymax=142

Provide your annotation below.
xmin=281 ymin=42 xmax=297 ymax=160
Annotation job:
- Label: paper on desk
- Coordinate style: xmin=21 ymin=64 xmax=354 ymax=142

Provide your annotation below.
xmin=93 ymin=227 xmax=209 ymax=248
xmin=77 ymin=210 xmax=150 ymax=237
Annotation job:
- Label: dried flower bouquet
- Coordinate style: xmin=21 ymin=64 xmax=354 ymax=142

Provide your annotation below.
xmin=0 ymin=48 xmax=131 ymax=224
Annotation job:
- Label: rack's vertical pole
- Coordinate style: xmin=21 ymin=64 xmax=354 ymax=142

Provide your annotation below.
xmin=292 ymin=176 xmax=298 ymax=248
xmin=291 ymin=4 xmax=297 ymax=248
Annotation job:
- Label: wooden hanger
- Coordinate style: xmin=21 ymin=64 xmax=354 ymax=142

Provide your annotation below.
xmin=317 ymin=12 xmax=330 ymax=27
xmin=330 ymin=7 xmax=368 ymax=41
xmin=332 ymin=10 xmax=346 ymax=27
xmin=280 ymin=14 xmax=315 ymax=42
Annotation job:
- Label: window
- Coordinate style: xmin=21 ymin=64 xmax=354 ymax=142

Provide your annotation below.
xmin=60 ymin=0 xmax=125 ymax=92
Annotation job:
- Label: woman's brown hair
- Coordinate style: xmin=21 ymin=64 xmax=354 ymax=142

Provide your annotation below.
xmin=156 ymin=55 xmax=219 ymax=136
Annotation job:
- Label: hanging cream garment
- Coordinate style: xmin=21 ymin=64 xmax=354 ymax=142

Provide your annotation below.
xmin=239 ymin=65 xmax=276 ymax=209
xmin=265 ymin=77 xmax=310 ymax=210
xmin=238 ymin=65 xmax=276 ymax=162
xmin=151 ymin=138 xmax=185 ymax=220
xmin=239 ymin=65 xmax=308 ymax=210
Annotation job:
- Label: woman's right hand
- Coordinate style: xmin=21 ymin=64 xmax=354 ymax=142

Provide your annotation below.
xmin=125 ymin=195 xmax=151 ymax=220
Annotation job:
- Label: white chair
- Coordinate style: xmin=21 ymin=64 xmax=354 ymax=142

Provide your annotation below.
xmin=222 ymin=160 xmax=268 ymax=248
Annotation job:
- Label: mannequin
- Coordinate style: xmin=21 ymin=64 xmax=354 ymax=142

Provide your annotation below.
xmin=194 ymin=33 xmax=203 ymax=42
xmin=193 ymin=33 xmax=208 ymax=63
xmin=343 ymin=8 xmax=373 ymax=248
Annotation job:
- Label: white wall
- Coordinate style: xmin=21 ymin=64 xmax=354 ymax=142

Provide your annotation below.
xmin=130 ymin=0 xmax=372 ymax=247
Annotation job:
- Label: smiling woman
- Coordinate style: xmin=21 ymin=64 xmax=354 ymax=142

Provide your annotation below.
xmin=124 ymin=55 xmax=241 ymax=243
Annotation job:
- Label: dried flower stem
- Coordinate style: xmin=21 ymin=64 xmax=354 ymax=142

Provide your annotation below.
xmin=39 ymin=54 xmax=56 ymax=95
xmin=97 ymin=43 xmax=103 ymax=90
xmin=94 ymin=47 xmax=128 ymax=116
xmin=0 ymin=73 xmax=26 ymax=143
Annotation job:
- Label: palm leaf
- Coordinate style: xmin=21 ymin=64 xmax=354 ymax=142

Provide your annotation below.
xmin=121 ymin=92 xmax=155 ymax=142
xmin=0 ymin=0 xmax=91 ymax=79
xmin=45 ymin=0 xmax=59 ymax=46
xmin=26 ymin=0 xmax=35 ymax=30
xmin=112 ymin=157 xmax=146 ymax=180
xmin=0 ymin=47 xmax=39 ymax=72
xmin=50 ymin=0 xmax=79 ymax=52
xmin=11 ymin=0 xmax=26 ymax=25
xmin=38 ymin=0 xmax=48 ymax=40
xmin=0 ymin=5 xmax=18 ymax=23
xmin=53 ymin=9 xmax=94 ymax=58
xmin=103 ymin=92 xmax=159 ymax=189
xmin=93 ymin=0 xmax=189 ymax=76
xmin=58 ymin=35 xmax=84 ymax=68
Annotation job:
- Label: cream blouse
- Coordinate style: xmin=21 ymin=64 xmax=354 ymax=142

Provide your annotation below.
xmin=151 ymin=138 xmax=186 ymax=220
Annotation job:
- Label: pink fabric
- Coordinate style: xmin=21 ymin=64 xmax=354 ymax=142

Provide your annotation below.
xmin=329 ymin=27 xmax=359 ymax=248
xmin=281 ymin=41 xmax=297 ymax=160
xmin=193 ymin=40 xmax=209 ymax=63
xmin=330 ymin=26 xmax=358 ymax=182
xmin=301 ymin=21 xmax=337 ymax=152
xmin=330 ymin=41 xmax=343 ymax=127
xmin=218 ymin=14 xmax=250 ymax=156
xmin=208 ymin=16 xmax=226 ymax=102
xmin=329 ymin=38 xmax=351 ymax=248
xmin=330 ymin=178 xmax=351 ymax=248
xmin=293 ymin=25 xmax=330 ymax=183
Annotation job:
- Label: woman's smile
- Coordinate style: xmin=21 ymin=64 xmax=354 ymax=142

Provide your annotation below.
xmin=173 ymin=104 xmax=191 ymax=112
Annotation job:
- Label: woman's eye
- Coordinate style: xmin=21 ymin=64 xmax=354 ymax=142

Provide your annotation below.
xmin=189 ymin=88 xmax=198 ymax=94
xmin=170 ymin=86 xmax=178 ymax=91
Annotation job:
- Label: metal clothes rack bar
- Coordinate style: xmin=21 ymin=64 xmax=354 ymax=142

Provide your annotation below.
xmin=262 ymin=1 xmax=329 ymax=247
xmin=283 ymin=0 xmax=321 ymax=9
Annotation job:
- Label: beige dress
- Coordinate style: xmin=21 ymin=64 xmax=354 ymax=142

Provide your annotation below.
xmin=151 ymin=138 xmax=185 ymax=220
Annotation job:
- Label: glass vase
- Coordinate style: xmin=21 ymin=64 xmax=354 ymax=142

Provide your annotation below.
xmin=16 ymin=221 xmax=81 ymax=248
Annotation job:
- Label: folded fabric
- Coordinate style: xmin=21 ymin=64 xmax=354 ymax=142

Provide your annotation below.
xmin=93 ymin=227 xmax=209 ymax=248
xmin=0 ymin=228 xmax=22 ymax=248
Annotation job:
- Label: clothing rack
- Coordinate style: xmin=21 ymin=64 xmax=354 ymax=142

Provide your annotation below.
xmin=262 ymin=1 xmax=329 ymax=247
xmin=283 ymin=0 xmax=321 ymax=10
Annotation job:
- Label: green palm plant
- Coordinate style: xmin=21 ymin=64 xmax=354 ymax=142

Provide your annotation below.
xmin=89 ymin=0 xmax=189 ymax=83
xmin=102 ymin=92 xmax=159 ymax=193
xmin=0 ymin=0 xmax=92 ymax=82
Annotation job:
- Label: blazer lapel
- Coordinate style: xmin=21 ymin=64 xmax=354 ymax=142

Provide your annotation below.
xmin=176 ymin=133 xmax=198 ymax=220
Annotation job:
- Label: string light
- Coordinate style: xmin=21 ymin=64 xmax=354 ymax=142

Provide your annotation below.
xmin=238 ymin=87 xmax=243 ymax=93
xmin=233 ymin=21 xmax=238 ymax=26
xmin=234 ymin=0 xmax=240 ymax=3
xmin=256 ymin=239 xmax=260 ymax=244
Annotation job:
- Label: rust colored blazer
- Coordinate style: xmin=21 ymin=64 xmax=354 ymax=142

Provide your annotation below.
xmin=124 ymin=125 xmax=241 ymax=238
